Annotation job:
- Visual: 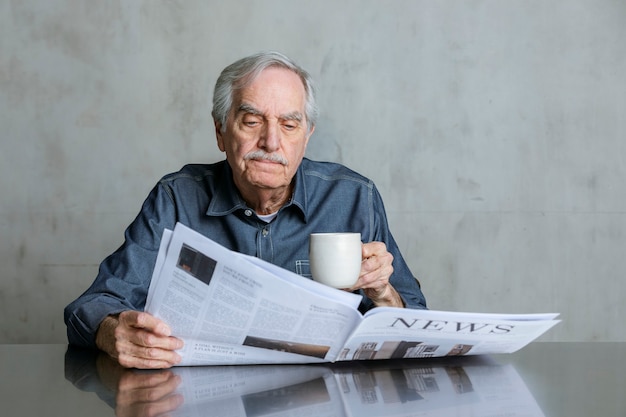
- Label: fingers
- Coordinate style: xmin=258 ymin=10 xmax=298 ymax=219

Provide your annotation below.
xmin=119 ymin=311 xmax=183 ymax=351
xmin=123 ymin=310 xmax=173 ymax=337
xmin=358 ymin=242 xmax=394 ymax=290
xmin=115 ymin=343 xmax=183 ymax=370
xmin=352 ymin=242 xmax=404 ymax=308
xmin=99 ymin=311 xmax=184 ymax=369
xmin=361 ymin=241 xmax=390 ymax=261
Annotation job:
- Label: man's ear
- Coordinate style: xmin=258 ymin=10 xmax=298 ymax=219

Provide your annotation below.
xmin=304 ymin=124 xmax=315 ymax=147
xmin=214 ymin=121 xmax=226 ymax=152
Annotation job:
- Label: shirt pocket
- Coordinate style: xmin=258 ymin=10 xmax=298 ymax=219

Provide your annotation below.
xmin=295 ymin=259 xmax=312 ymax=278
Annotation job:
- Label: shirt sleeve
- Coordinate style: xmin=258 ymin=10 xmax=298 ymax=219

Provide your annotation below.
xmin=358 ymin=184 xmax=428 ymax=313
xmin=63 ymin=183 xmax=177 ymax=348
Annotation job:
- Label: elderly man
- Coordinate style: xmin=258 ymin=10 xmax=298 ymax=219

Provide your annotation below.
xmin=65 ymin=51 xmax=427 ymax=369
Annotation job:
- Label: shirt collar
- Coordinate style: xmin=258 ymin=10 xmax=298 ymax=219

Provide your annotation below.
xmin=206 ymin=160 xmax=309 ymax=222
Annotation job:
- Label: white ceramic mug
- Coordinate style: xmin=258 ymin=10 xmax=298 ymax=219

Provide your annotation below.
xmin=309 ymin=232 xmax=362 ymax=288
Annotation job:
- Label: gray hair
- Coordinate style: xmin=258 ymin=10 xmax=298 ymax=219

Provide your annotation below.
xmin=212 ymin=51 xmax=318 ymax=133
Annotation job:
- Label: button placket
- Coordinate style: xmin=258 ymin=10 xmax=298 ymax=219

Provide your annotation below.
xmin=256 ymin=222 xmax=273 ymax=262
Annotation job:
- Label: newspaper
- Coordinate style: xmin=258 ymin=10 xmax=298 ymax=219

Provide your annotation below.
xmin=145 ymin=223 xmax=560 ymax=366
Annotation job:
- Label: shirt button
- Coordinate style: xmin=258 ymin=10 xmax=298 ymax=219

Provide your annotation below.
xmin=244 ymin=209 xmax=253 ymax=217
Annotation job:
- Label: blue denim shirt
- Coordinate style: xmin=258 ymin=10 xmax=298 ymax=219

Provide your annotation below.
xmin=64 ymin=158 xmax=427 ymax=347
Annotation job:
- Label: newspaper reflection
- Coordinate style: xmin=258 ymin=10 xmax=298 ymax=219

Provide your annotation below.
xmin=65 ymin=348 xmax=545 ymax=417
xmin=65 ymin=348 xmax=543 ymax=417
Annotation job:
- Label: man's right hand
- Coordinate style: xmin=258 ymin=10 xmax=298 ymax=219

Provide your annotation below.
xmin=95 ymin=311 xmax=184 ymax=369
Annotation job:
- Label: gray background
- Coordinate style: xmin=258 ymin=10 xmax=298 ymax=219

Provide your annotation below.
xmin=2 ymin=0 xmax=624 ymax=343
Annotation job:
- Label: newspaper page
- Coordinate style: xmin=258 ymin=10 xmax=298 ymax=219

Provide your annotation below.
xmin=145 ymin=223 xmax=364 ymax=366
xmin=336 ymin=308 xmax=560 ymax=361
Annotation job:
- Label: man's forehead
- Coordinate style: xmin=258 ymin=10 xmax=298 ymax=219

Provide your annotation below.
xmin=232 ymin=70 xmax=306 ymax=117
xmin=238 ymin=67 xmax=305 ymax=98
xmin=243 ymin=65 xmax=305 ymax=90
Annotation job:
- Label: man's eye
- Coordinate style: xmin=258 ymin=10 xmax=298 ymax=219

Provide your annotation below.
xmin=283 ymin=123 xmax=297 ymax=131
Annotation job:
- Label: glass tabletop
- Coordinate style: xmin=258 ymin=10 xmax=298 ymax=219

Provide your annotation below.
xmin=1 ymin=342 xmax=625 ymax=416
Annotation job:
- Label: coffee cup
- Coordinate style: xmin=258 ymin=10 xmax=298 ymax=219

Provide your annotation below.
xmin=309 ymin=232 xmax=362 ymax=288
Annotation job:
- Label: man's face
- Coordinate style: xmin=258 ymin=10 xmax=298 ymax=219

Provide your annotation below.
xmin=215 ymin=67 xmax=314 ymax=195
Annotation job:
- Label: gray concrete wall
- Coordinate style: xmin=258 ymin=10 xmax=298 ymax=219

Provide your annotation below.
xmin=2 ymin=0 xmax=625 ymax=343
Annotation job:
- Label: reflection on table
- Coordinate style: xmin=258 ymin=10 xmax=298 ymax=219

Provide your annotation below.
xmin=65 ymin=347 xmax=544 ymax=417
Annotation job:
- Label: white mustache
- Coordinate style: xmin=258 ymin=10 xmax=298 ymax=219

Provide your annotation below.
xmin=244 ymin=151 xmax=288 ymax=166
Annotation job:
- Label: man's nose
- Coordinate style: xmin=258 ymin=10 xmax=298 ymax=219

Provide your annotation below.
xmin=259 ymin=121 xmax=280 ymax=152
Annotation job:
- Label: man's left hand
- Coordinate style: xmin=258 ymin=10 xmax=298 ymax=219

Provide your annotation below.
xmin=351 ymin=242 xmax=404 ymax=308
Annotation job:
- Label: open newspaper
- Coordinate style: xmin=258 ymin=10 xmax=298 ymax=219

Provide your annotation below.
xmin=145 ymin=223 xmax=560 ymax=366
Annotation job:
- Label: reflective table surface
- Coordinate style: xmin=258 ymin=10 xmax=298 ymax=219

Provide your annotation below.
xmin=1 ymin=342 xmax=624 ymax=416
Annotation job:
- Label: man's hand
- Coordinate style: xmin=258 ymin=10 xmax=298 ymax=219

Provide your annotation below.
xmin=351 ymin=242 xmax=405 ymax=308
xmin=95 ymin=311 xmax=184 ymax=369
